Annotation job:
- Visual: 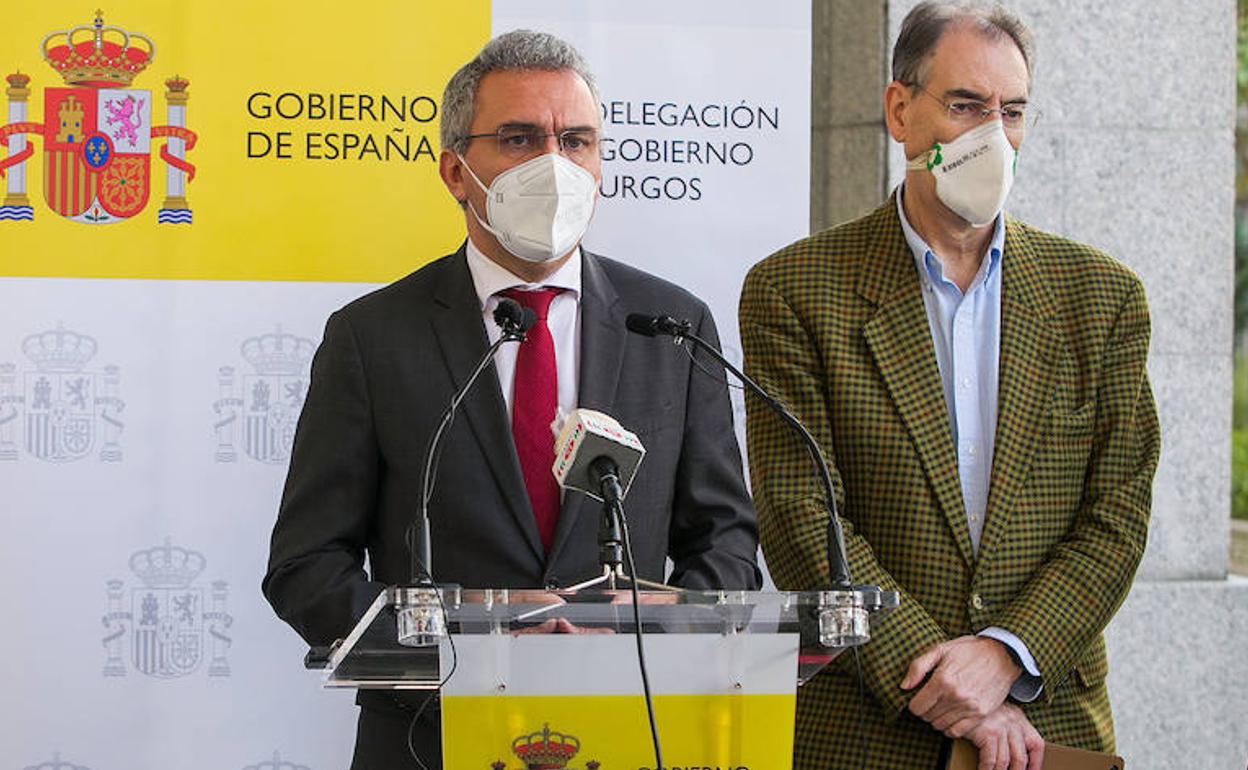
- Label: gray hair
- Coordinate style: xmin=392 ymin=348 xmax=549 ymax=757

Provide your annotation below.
xmin=440 ymin=29 xmax=600 ymax=155
xmin=892 ymin=1 xmax=1035 ymax=88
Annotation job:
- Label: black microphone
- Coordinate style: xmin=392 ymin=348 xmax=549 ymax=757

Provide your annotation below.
xmin=589 ymin=456 xmax=625 ymax=507
xmin=408 ymin=303 xmax=529 ymax=585
xmin=624 ymin=313 xmax=690 ymax=338
xmin=494 ymin=297 xmax=537 ymax=336
xmin=625 ymin=312 xmax=854 ymax=590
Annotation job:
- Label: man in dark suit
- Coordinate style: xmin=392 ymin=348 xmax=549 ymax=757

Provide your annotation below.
xmin=263 ymin=29 xmax=760 ymax=770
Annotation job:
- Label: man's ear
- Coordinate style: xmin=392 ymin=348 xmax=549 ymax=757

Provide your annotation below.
xmin=439 ymin=149 xmax=467 ymax=203
xmin=883 ymin=81 xmax=912 ymax=144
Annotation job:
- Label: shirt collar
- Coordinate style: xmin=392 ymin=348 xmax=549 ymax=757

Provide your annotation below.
xmin=895 ymin=185 xmax=1004 ymax=289
xmin=464 ymin=238 xmax=582 ymax=310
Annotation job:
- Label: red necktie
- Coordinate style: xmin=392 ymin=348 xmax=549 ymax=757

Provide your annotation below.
xmin=500 ymin=287 xmax=563 ymax=553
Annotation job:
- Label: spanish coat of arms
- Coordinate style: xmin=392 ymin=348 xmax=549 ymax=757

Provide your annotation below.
xmin=213 ymin=327 xmax=315 ymax=465
xmin=0 ymin=10 xmax=196 ymax=224
xmin=102 ymin=539 xmax=232 ymax=679
xmin=0 ymin=324 xmax=123 ymax=463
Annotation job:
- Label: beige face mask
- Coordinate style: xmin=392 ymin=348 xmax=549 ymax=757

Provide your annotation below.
xmin=907 ymin=120 xmax=1017 ymax=228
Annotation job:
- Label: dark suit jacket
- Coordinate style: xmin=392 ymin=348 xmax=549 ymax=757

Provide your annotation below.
xmin=263 ymin=246 xmax=760 ymax=748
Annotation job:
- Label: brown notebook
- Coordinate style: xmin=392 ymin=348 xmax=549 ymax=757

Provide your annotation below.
xmin=947 ymin=738 xmax=1124 ymax=770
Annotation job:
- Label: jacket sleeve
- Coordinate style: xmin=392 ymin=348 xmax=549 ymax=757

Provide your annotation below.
xmin=740 ymin=263 xmax=950 ymax=719
xmin=262 ymin=310 xmax=387 ymax=646
xmin=665 ymin=302 xmax=763 ymax=591
xmin=990 ymin=278 xmax=1159 ymax=696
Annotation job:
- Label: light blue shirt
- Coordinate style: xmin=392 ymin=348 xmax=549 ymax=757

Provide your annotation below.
xmin=896 ymin=188 xmax=1042 ymax=702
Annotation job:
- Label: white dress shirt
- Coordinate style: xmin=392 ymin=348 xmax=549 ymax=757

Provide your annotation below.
xmin=464 ymin=238 xmax=582 ymax=427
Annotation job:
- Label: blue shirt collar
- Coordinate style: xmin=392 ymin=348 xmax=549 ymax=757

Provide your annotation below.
xmin=895 ymin=185 xmax=1004 ymax=292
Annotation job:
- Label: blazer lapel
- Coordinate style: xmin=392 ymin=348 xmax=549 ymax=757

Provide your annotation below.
xmin=546 ymin=250 xmax=626 ymax=568
xmin=974 ymin=220 xmax=1062 ymax=571
xmin=859 ymin=197 xmax=976 ymax=570
xmin=429 ymin=247 xmax=545 ymax=562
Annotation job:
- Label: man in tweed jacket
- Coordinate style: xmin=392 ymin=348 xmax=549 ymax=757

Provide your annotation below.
xmin=741 ymin=3 xmax=1160 ymax=769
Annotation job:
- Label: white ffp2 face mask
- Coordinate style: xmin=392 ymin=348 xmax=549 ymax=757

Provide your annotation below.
xmin=459 ymin=152 xmax=598 ymax=263
xmin=907 ymin=120 xmax=1017 ymax=228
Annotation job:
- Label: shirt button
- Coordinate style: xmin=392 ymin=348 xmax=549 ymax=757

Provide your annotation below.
xmin=967 ymin=444 xmax=978 ymax=456
xmin=970 ymin=514 xmax=980 ymax=523
xmin=971 ymin=594 xmax=985 ymax=611
xmin=960 ymin=377 xmax=972 ymax=389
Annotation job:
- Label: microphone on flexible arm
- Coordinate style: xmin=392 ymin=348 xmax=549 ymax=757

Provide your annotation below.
xmin=407 ymin=298 xmax=536 ymax=588
xmin=625 ymin=311 xmax=854 ymax=591
xmin=551 ymin=408 xmax=667 ymax=770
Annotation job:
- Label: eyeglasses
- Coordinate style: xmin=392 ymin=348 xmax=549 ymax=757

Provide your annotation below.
xmin=911 ymin=85 xmax=1038 ymax=130
xmin=460 ymin=126 xmax=600 ymax=160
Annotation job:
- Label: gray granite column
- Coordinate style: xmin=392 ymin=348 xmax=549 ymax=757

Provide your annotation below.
xmin=811 ymin=1 xmax=889 ymax=231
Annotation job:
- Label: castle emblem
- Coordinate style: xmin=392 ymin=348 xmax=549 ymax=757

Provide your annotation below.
xmin=213 ymin=327 xmax=315 ymax=465
xmin=0 ymin=10 xmax=197 ymax=224
xmin=491 ymin=724 xmax=600 ymax=770
xmin=0 ymin=324 xmax=124 ymax=463
xmin=101 ymin=539 xmax=233 ymax=679
xmin=241 ymin=751 xmax=313 ymax=770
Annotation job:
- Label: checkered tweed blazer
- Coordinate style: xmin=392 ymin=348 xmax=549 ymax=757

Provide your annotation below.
xmin=740 ymin=194 xmax=1160 ymax=770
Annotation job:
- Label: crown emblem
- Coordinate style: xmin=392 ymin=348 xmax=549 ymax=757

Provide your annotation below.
xmin=240 ymin=752 xmax=311 ymax=770
xmin=129 ymin=538 xmax=206 ymax=589
xmin=512 ymin=724 xmax=581 ymax=769
xmin=41 ymin=10 xmax=155 ymax=88
xmin=22 ymin=324 xmax=98 ymax=373
xmin=241 ymin=327 xmax=316 ymax=376
xmin=22 ymin=755 xmax=91 ymax=770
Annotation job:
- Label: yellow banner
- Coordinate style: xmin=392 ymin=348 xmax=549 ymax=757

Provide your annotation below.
xmin=443 ymin=694 xmax=795 ymax=768
xmin=0 ymin=1 xmax=488 ymax=282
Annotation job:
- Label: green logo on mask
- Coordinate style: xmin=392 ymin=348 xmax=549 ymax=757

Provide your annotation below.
xmin=927 ymin=144 xmax=942 ymax=171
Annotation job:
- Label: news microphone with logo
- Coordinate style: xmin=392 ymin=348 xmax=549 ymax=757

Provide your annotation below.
xmin=551 ymin=408 xmax=645 ymax=503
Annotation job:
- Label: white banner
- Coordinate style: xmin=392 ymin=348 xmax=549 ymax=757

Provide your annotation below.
xmin=1 ymin=3 xmax=810 ymax=769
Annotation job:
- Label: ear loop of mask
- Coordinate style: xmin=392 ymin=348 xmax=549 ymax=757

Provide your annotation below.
xmin=455 ymin=153 xmax=510 ymax=245
xmin=906 ymin=144 xmax=942 ymax=172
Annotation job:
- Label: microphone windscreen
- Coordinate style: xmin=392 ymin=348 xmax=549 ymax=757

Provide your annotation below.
xmin=493 ymin=298 xmax=525 ymax=331
xmin=625 ymin=313 xmax=661 ymax=336
xmin=519 ymin=307 xmax=537 ymax=333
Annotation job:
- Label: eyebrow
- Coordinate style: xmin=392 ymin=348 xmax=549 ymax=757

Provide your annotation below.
xmin=943 ymin=88 xmax=1029 ymax=105
xmin=494 ymin=122 xmax=598 ymax=133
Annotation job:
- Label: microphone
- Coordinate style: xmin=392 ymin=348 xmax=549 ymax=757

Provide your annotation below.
xmin=408 ymin=301 xmax=530 ymax=587
xmin=625 ymin=312 xmax=854 ymax=590
xmin=624 ymin=313 xmax=690 ymax=338
xmin=552 ymin=408 xmax=645 ymax=503
xmin=494 ymin=297 xmax=537 ymax=337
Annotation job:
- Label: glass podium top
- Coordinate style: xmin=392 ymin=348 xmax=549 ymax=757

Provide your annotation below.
xmin=315 ymin=585 xmax=898 ymax=689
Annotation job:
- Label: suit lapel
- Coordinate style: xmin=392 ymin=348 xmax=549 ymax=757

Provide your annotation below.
xmin=858 ymin=196 xmax=976 ymax=570
xmin=547 ymin=250 xmax=625 ymax=567
xmin=429 ymin=247 xmax=545 ymax=562
xmin=974 ymin=220 xmax=1062 ymax=571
